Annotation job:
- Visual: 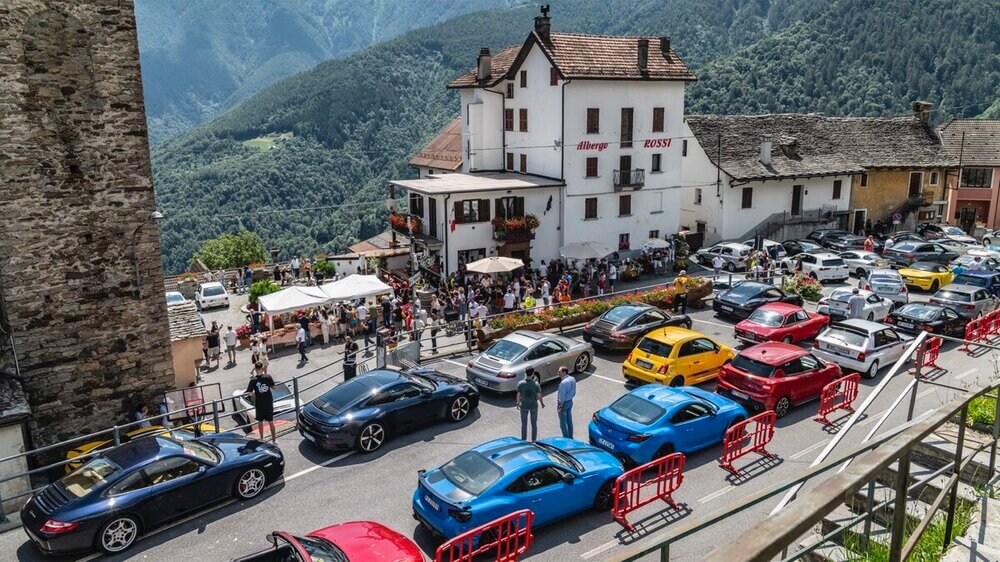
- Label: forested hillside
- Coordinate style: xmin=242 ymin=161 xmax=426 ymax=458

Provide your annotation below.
xmin=151 ymin=0 xmax=999 ymax=274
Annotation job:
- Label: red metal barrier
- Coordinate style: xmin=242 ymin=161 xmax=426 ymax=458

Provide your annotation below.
xmin=977 ymin=315 xmax=993 ymax=343
xmin=718 ymin=411 xmax=777 ymax=476
xmin=916 ymin=336 xmax=942 ymax=373
xmin=989 ymin=311 xmax=1000 ymax=336
xmin=435 ymin=510 xmax=533 ymax=562
xmin=961 ymin=318 xmax=981 ymax=352
xmin=611 ymin=452 xmax=685 ymax=531
xmin=813 ymin=373 xmax=862 ymax=426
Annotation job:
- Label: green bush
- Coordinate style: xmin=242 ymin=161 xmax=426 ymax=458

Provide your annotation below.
xmin=248 ymin=280 xmax=281 ymax=306
xmin=968 ymin=396 xmax=996 ymax=427
xmin=313 ymin=259 xmax=335 ymax=277
xmin=190 ymin=228 xmax=268 ymax=270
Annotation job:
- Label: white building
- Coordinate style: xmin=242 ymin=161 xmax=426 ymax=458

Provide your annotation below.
xmin=680 ymin=114 xmax=860 ymax=245
xmin=389 ymin=7 xmax=697 ymax=275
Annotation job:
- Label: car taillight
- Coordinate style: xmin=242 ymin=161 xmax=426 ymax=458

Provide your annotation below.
xmin=657 ymin=365 xmax=669 ymax=374
xmin=901 ymin=285 xmax=908 ymax=293
xmin=466 ymin=361 xmax=474 ymax=368
xmin=922 ymin=326 xmax=933 ymax=332
xmin=592 ymin=413 xmax=599 ymax=424
xmin=626 ymin=433 xmax=651 ymax=442
xmin=610 ymin=332 xmax=629 ymax=340
xmin=903 ymin=253 xmax=915 ymax=259
xmin=40 ymin=519 xmax=79 ymax=534
xmin=812 ymin=340 xmax=819 ymax=349
xmin=962 ymin=304 xmax=975 ymax=310
xmin=448 ymin=508 xmax=473 ymax=522
xmin=884 ymin=316 xmax=894 ymax=323
xmin=857 ymin=351 xmax=866 ymax=361
xmin=864 ymin=284 xmax=871 ymax=290
xmin=497 ymin=372 xmax=516 ymax=379
xmin=626 ymin=352 xmax=632 ymax=363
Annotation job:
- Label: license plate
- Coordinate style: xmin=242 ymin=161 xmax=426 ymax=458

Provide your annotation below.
xmin=303 ymin=432 xmax=316 ymax=443
xmin=721 ymin=305 xmax=734 ymax=312
xmin=635 ymin=359 xmax=654 ymax=369
xmin=898 ymin=321 xmax=914 ymax=329
xmin=591 ymin=337 xmax=604 ymax=345
xmin=424 ymin=495 xmax=440 ymax=511
xmin=597 ymin=437 xmax=614 ymax=450
xmin=475 ymin=377 xmax=494 ymax=388
xmin=731 ymin=390 xmax=750 ymax=400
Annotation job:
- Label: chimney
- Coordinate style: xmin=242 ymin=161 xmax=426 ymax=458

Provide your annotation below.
xmin=534 ymin=4 xmax=551 ymax=42
xmin=659 ymin=36 xmax=671 ymax=59
xmin=912 ymin=101 xmax=933 ymax=124
xmin=476 ymin=47 xmax=492 ymax=81
xmin=637 ymin=38 xmax=649 ymax=74
xmin=780 ymin=138 xmax=800 ymax=158
xmin=760 ymin=135 xmax=772 ymax=166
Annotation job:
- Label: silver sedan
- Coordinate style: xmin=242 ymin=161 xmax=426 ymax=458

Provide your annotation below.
xmin=465 ymin=331 xmax=594 ymax=393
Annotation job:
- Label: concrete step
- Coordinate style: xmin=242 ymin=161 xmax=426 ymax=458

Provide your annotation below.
xmin=912 ymin=432 xmax=994 ymax=489
xmin=797 ymin=534 xmax=852 ymax=562
xmin=846 ymin=480 xmax=931 ymax=529
xmin=821 ymin=503 xmax=893 ymax=549
xmin=876 ymin=459 xmax=980 ymax=506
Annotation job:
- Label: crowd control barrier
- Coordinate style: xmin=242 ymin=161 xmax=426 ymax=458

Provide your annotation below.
xmin=960 ymin=318 xmax=981 ymax=353
xmin=813 ymin=373 xmax=861 ymax=426
xmin=611 ymin=452 xmax=686 ymax=532
xmin=435 ymin=510 xmax=534 ymax=562
xmin=912 ymin=336 xmax=942 ymax=375
xmin=718 ymin=411 xmax=777 ymax=476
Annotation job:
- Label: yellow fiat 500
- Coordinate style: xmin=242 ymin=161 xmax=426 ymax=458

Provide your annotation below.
xmin=622 ymin=327 xmax=734 ymax=386
xmin=898 ymin=261 xmax=954 ymax=291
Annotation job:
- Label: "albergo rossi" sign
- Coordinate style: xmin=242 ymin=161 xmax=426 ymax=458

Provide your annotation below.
xmin=576 ymin=138 xmax=672 ymax=150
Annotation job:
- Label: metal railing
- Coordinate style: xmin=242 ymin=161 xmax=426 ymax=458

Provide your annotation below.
xmin=614 ymin=168 xmax=645 ymax=190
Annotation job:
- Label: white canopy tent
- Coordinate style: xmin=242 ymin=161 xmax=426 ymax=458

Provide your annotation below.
xmin=321 ymin=274 xmax=394 ymax=302
xmin=257 ymin=285 xmax=330 ymax=315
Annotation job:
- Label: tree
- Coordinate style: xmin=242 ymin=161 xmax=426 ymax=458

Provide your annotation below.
xmin=190 ymin=228 xmax=268 ymax=270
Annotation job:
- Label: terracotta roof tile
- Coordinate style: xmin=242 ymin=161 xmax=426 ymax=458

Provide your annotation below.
xmin=409 ymin=118 xmax=463 ymax=171
xmin=937 ymin=119 xmax=1000 ymax=167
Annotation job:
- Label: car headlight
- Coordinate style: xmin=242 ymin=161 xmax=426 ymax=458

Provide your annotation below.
xmin=263 ymin=447 xmax=282 ymax=458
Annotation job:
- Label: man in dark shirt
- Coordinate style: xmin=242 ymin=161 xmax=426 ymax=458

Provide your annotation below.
xmin=245 ymin=363 xmax=276 ymax=443
xmin=343 ymin=336 xmax=359 ymax=381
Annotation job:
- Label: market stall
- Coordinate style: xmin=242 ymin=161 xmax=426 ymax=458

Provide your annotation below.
xmin=321 ymin=274 xmax=394 ymax=302
xmin=257 ymin=286 xmax=331 ymax=348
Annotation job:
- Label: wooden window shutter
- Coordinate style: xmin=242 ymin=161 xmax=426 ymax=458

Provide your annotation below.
xmin=652 ymin=107 xmax=664 ymax=133
xmin=504 ymin=109 xmax=514 ymax=132
xmin=454 ymin=201 xmax=463 ymax=223
xmin=515 ymin=197 xmax=525 ymax=216
xmin=519 ymin=108 xmax=528 ymax=131
xmin=587 ymin=108 xmax=599 ymax=134
xmin=480 ymin=199 xmax=490 ymax=221
xmin=506 ymin=152 xmax=514 ymax=170
xmin=519 ymin=154 xmax=527 ymax=173
xmin=550 ymin=67 xmax=558 ymax=86
xmin=586 ymin=157 xmax=598 ymax=177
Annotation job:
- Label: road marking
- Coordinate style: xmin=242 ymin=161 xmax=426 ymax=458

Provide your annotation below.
xmin=588 ymin=373 xmax=626 ymax=385
xmin=698 ymin=485 xmax=735 ymax=503
xmin=582 ymin=540 xmax=620 ymax=559
xmin=282 ymin=451 xmax=354 ymax=483
xmin=955 ymin=368 xmax=978 ymax=380
xmin=791 ymin=440 xmax=828 ymax=460
xmin=692 ymin=318 xmax=732 ymax=329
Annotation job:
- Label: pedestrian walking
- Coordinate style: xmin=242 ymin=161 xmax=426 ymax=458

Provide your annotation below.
xmin=381 ymin=296 xmax=391 ymax=327
xmin=245 ymin=363 xmax=276 ymax=443
xmin=515 ymin=369 xmax=544 ymax=441
xmin=712 ymin=255 xmax=724 ymax=279
xmin=673 ymin=270 xmax=689 ymax=314
xmin=848 ymin=288 xmax=866 ymax=320
xmin=864 ymin=235 xmax=875 ymax=253
xmin=412 ymin=310 xmax=426 ymax=348
xmin=298 ymin=312 xmax=312 ymax=346
xmin=296 ymin=324 xmax=308 ymax=362
xmin=608 ymin=262 xmax=617 ymax=293
xmin=343 ymin=336 xmax=359 ymax=381
xmin=430 ymin=313 xmax=441 ymax=354
xmin=206 ymin=327 xmax=221 ymax=368
xmin=225 ymin=325 xmax=238 ymax=365
xmin=364 ymin=314 xmax=376 ymax=352
xmin=556 ymin=367 xmax=576 ymax=438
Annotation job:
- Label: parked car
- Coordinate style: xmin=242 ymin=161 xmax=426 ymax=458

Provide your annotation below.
xmin=622 ymin=327 xmax=733 ymax=387
xmin=194 ymin=281 xmax=229 ymax=310
xmin=299 ymin=368 xmax=479 ymax=453
xmin=884 ymin=231 xmax=924 ymax=245
xmin=898 ymin=261 xmax=954 ymax=292
xmin=885 ymin=303 xmax=965 ymax=336
xmin=917 ymin=223 xmax=977 ymax=245
xmin=22 ymin=435 xmax=283 ymax=555
xmin=937 ymin=238 xmax=974 ymax=254
xmin=982 ymin=230 xmax=1000 ymax=246
xmin=839 ymin=250 xmax=890 ymax=278
xmin=806 ymin=229 xmax=854 ymax=249
xmin=233 ymin=382 xmax=297 ymax=424
xmin=929 ymin=284 xmax=998 ymax=319
xmin=951 ymin=255 xmax=1000 ymax=274
xmin=716 ymin=343 xmax=843 ymax=417
xmin=733 ymin=303 xmax=829 ymax=345
xmin=779 ymin=252 xmax=850 ymax=283
xmin=466 ymin=331 xmax=592 ymax=393
xmin=741 ymin=238 xmax=787 ymax=258
xmin=713 ymin=281 xmax=804 ymax=319
xmin=860 ymin=269 xmax=909 ymax=305
xmin=781 ymin=239 xmax=824 ymax=257
xmin=234 ymin=523 xmax=424 ymax=562
xmin=812 ymin=319 xmax=911 ymax=379
xmin=693 ymin=242 xmax=752 ymax=272
xmin=817 ymin=288 xmax=892 ymax=322
xmin=967 ymin=245 xmax=1000 ymax=261
xmin=165 ymin=291 xmax=186 ymax=305
xmin=589 ymin=385 xmax=746 ymax=466
xmin=883 ymin=241 xmax=959 ymax=267
xmin=825 ymin=235 xmax=869 ymax=253
xmin=951 ymin=271 xmax=1000 ymax=297
xmin=582 ymin=303 xmax=691 ymax=351
xmin=412 ymin=437 xmax=623 ymax=539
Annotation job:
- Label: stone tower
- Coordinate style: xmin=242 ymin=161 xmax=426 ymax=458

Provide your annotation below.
xmin=0 ymin=0 xmax=175 ymax=447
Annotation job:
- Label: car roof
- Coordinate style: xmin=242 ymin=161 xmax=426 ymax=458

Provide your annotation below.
xmin=740 ymin=342 xmax=806 ymax=365
xmin=716 ymin=242 xmax=751 ymax=250
xmin=355 ymin=369 xmax=407 ymax=387
xmin=201 ymin=282 xmax=224 ymax=289
xmin=645 ymin=326 xmax=700 ymax=345
xmin=104 ymin=436 xmax=183 ymax=470
xmin=954 ymin=270 xmax=998 ymax=278
xmin=830 ymin=288 xmax=875 ymax=298
xmin=810 ymin=252 xmax=842 ymax=259
xmin=469 ymin=438 xmax=559 ymax=472
xmin=830 ymin=319 xmax=886 ymax=333
xmin=906 ymin=261 xmax=943 ymax=269
xmin=627 ymin=385 xmax=699 ymax=408
xmin=844 ymin=250 xmax=878 ymax=256
xmin=756 ymin=302 xmax=802 ymax=314
xmin=507 ymin=331 xmax=547 ymax=345
xmin=869 ymin=269 xmax=901 ymax=277
xmin=939 ymin=284 xmax=982 ymax=294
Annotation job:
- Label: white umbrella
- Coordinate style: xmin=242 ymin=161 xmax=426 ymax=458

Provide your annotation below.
xmin=465 ymin=256 xmax=524 ymax=274
xmin=641 ymin=238 xmax=670 ymax=251
xmin=560 ymin=241 xmax=615 ymax=260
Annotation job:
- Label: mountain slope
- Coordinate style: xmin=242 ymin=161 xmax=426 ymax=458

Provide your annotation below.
xmin=135 ymin=0 xmax=512 ymax=143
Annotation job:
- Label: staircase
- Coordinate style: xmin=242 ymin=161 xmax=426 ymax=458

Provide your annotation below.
xmin=737 ymin=205 xmax=841 ymax=242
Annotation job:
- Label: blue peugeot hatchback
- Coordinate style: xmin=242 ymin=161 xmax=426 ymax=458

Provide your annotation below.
xmin=589 ymin=385 xmax=747 ymax=466
xmin=412 ymin=437 xmax=623 ymax=539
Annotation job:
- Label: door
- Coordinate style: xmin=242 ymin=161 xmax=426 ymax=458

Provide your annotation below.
xmin=668 ymin=403 xmax=718 ymax=451
xmin=619 ymin=155 xmax=632 ymax=186
xmin=908 ymin=172 xmax=922 ymax=197
xmin=382 ymin=382 xmax=431 ymax=428
xmin=782 ymin=354 xmax=827 ymax=402
xmin=791 ymin=185 xmax=803 ymax=216
xmin=428 ymin=199 xmax=437 ymax=238
xmin=508 ymin=465 xmax=585 ymax=525
xmin=144 ymin=457 xmax=209 ymax=524
xmin=675 ymin=338 xmax=722 ymax=384
xmin=525 ymin=340 xmax=566 ymax=381
xmin=872 ymin=328 xmax=904 ymax=364
xmin=854 ymin=210 xmax=866 ymax=234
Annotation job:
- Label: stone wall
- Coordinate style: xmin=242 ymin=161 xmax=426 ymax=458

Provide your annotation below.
xmin=0 ymin=0 xmax=176 ymax=447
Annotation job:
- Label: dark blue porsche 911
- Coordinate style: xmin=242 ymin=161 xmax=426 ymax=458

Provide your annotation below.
xmin=21 ymin=434 xmax=283 ymax=555
xmin=298 ymin=368 xmax=480 ymax=453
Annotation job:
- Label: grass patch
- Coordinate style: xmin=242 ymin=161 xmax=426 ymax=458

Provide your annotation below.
xmin=242 ymin=132 xmax=293 ymax=151
xmin=968 ymin=395 xmax=997 ymax=428
xmin=842 ymin=499 xmax=975 ymax=561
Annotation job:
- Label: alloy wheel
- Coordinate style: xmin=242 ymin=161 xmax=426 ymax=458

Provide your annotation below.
xmin=782 ymin=336 xmax=793 ymax=344
xmin=100 ymin=517 xmax=138 ymax=553
xmin=237 ymin=468 xmax=266 ymax=499
xmin=359 ymin=423 xmax=386 ymax=452
xmin=575 ymin=353 xmax=591 ymax=373
xmin=450 ymin=397 xmax=471 ymax=421
xmin=775 ymin=397 xmax=791 ymax=418
xmin=593 ymin=480 xmax=615 ymax=511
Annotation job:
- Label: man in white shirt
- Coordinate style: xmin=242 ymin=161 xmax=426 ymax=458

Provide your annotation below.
xmin=539 ymin=260 xmax=548 ymax=279
xmin=290 ymin=257 xmax=301 ymax=281
xmin=503 ymin=288 xmax=516 ymax=312
xmin=295 ymin=325 xmax=307 ymax=362
xmin=225 ymin=325 xmax=238 ymax=365
xmin=608 ymin=263 xmax=618 ymax=293
xmin=356 ymin=302 xmax=368 ymax=324
xmin=540 ymin=279 xmax=551 ymax=306
xmin=712 ymin=255 xmax=725 ymax=278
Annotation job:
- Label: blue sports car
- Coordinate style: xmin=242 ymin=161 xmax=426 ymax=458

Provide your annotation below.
xmin=589 ymin=385 xmax=747 ymax=466
xmin=412 ymin=437 xmax=623 ymax=539
xmin=21 ymin=434 xmax=283 ymax=555
xmin=298 ymin=368 xmax=479 ymax=453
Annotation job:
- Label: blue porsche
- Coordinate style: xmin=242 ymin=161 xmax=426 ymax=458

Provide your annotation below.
xmin=412 ymin=437 xmax=623 ymax=539
xmin=21 ymin=434 xmax=283 ymax=555
xmin=589 ymin=385 xmax=747 ymax=466
xmin=298 ymin=368 xmax=479 ymax=453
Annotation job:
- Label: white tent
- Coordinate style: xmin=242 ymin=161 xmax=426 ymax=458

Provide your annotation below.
xmin=321 ymin=274 xmax=394 ymax=302
xmin=257 ymin=285 xmax=330 ymax=315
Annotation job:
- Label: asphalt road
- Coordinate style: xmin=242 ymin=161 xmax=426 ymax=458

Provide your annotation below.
xmin=3 ymin=273 xmax=996 ymax=562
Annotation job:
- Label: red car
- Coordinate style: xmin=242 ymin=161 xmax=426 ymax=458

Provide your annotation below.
xmin=716 ymin=343 xmax=842 ymax=417
xmin=235 ymin=521 xmax=425 ymax=562
xmin=733 ymin=302 xmax=829 ymax=345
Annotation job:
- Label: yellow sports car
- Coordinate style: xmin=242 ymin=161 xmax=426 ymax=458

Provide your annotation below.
xmin=64 ymin=422 xmax=217 ymax=473
xmin=898 ymin=261 xmax=954 ymax=291
xmin=622 ymin=327 xmax=734 ymax=386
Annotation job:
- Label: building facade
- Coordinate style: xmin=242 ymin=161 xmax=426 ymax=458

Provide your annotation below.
xmin=939 ymin=119 xmax=1000 ymax=230
xmin=0 ymin=0 xmax=176 ymax=447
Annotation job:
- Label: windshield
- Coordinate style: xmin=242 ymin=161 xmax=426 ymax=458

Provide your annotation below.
xmin=405 ymin=373 xmax=436 ymax=391
xmin=747 ymin=309 xmax=784 ymax=327
xmin=60 ymin=457 xmax=121 ymax=498
xmin=534 ymin=442 xmax=584 ymax=472
xmin=601 ymin=306 xmax=643 ymax=324
xmin=202 ymin=286 xmax=225 ymax=296
xmin=953 ymin=275 xmax=988 ymax=287
xmin=440 ymin=451 xmax=502 ymax=496
xmin=636 ymin=337 xmax=673 ymax=357
xmin=897 ymin=304 xmax=939 ymax=321
xmin=829 ymin=291 xmax=858 ymax=303
xmin=609 ymin=394 xmax=665 ymax=425
xmin=725 ymin=284 xmax=764 ymax=302
xmin=936 ymin=290 xmax=972 ymax=302
xmin=294 ymin=535 xmax=348 ymax=562
xmin=731 ymin=354 xmax=777 ymax=378
xmin=485 ymin=339 xmax=527 ymax=361
xmin=181 ymin=441 xmax=221 ymax=464
xmin=165 ymin=293 xmax=184 ymax=303
xmin=909 ymin=262 xmax=938 ymax=272
xmin=822 ymin=258 xmax=845 ymax=266
xmin=943 ymin=226 xmax=966 ymax=236
xmin=823 ymin=328 xmax=869 ymax=347
xmin=894 ymin=242 xmax=919 ymax=252
xmin=311 ymin=379 xmax=377 ymax=415
xmin=871 ymin=274 xmax=902 ymax=284
xmin=272 ymin=383 xmax=293 ymax=401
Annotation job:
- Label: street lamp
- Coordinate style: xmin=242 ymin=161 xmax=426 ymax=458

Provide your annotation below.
xmin=131 ymin=210 xmax=164 ymax=297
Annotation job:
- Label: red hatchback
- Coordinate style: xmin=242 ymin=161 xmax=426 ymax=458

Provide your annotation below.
xmin=236 ymin=522 xmax=425 ymax=562
xmin=733 ymin=302 xmax=829 ymax=345
xmin=716 ymin=343 xmax=842 ymax=417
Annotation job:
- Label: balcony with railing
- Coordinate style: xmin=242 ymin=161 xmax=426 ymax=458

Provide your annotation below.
xmin=614 ymin=168 xmax=645 ymax=191
xmin=491 ymin=214 xmax=539 ymax=243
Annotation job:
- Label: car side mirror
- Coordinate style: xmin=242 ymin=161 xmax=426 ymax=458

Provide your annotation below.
xmin=420 ymin=388 xmax=432 ymax=398
xmin=562 ymin=472 xmax=576 ymax=484
xmin=266 ymin=533 xmax=278 ymax=546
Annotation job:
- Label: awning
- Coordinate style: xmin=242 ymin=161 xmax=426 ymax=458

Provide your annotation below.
xmin=257 ymin=286 xmax=330 ymax=315
xmin=321 ymin=274 xmax=394 ymax=301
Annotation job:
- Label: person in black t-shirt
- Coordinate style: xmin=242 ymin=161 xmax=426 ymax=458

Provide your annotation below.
xmin=343 ymin=336 xmax=359 ymax=381
xmin=245 ymin=363 xmax=276 ymax=443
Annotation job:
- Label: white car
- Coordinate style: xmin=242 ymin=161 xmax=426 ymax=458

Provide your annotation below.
xmin=694 ymin=242 xmax=752 ymax=272
xmin=232 ymin=382 xmax=296 ymax=424
xmin=813 ymin=319 xmax=912 ymax=379
xmin=195 ymin=281 xmax=230 ymax=310
xmin=967 ymin=245 xmax=1000 ymax=261
xmin=860 ymin=269 xmax=909 ymax=305
xmin=817 ymin=288 xmax=893 ymax=322
xmin=741 ymin=238 xmax=787 ymax=259
xmin=839 ymin=250 xmax=890 ymax=278
xmin=781 ymin=252 xmax=850 ymax=282
xmin=165 ymin=291 xmax=187 ymax=305
xmin=982 ymin=231 xmax=1000 ymax=246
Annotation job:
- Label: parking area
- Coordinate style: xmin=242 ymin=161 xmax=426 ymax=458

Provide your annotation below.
xmin=3 ymin=272 xmax=997 ymax=562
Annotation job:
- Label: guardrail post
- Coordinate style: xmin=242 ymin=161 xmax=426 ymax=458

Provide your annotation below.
xmin=888 ymin=452 xmax=911 ymax=562
xmin=945 ymin=405 xmax=969 ymax=547
xmin=862 ymin=479 xmax=875 ymax=550
xmin=990 ymin=392 xmax=1000 ymax=486
xmin=212 ymin=400 xmax=220 ymax=433
xmin=659 ymin=543 xmax=669 ymax=562
xmin=292 ymin=377 xmax=301 ymax=414
xmin=0 ymin=488 xmax=7 ymax=523
xmin=112 ymin=425 xmax=121 ymax=447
